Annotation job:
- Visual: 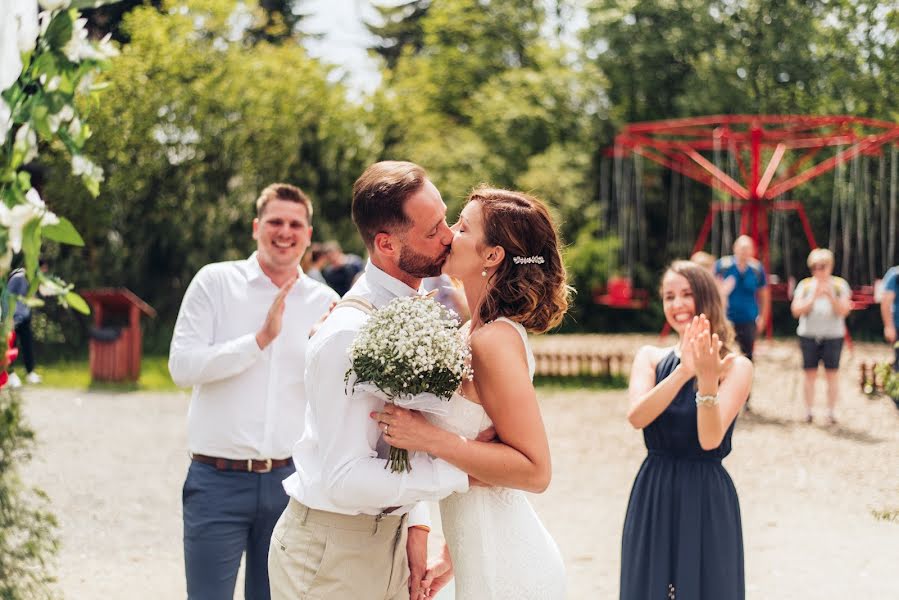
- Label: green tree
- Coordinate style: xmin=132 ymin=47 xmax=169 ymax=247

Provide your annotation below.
xmin=246 ymin=0 xmax=316 ymax=45
xmin=415 ymin=0 xmax=545 ymax=119
xmin=583 ymin=0 xmax=719 ymax=122
xmin=370 ymin=0 xmax=605 ymax=225
xmin=366 ymin=0 xmax=430 ymax=69
xmin=42 ymin=0 xmax=372 ymax=350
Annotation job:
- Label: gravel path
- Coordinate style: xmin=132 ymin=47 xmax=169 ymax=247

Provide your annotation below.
xmin=20 ymin=335 xmax=899 ymax=598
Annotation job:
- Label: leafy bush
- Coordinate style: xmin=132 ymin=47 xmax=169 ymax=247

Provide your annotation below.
xmin=0 ymin=389 xmax=58 ymax=599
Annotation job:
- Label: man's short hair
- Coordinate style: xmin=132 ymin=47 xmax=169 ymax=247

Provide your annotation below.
xmin=256 ymin=183 xmax=313 ymax=222
xmin=352 ymin=161 xmax=427 ymax=249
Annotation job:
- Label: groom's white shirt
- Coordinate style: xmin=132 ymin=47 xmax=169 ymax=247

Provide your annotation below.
xmin=283 ymin=260 xmax=469 ymax=525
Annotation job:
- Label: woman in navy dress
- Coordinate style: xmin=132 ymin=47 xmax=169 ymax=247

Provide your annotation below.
xmin=621 ymin=260 xmax=753 ymax=600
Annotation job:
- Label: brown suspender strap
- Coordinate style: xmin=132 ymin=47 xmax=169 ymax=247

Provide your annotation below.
xmin=333 ymin=291 xmax=436 ymax=316
xmin=334 ymin=296 xmax=376 ymax=315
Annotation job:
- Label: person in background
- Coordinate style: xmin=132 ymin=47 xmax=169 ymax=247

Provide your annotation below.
xmin=790 ymin=249 xmax=852 ymax=425
xmin=169 ymin=183 xmax=338 ymax=600
xmin=422 ymin=273 xmax=470 ymax=323
xmin=691 ymin=250 xmax=734 ymax=308
xmin=6 ymin=259 xmax=48 ymax=387
xmin=322 ymin=240 xmax=364 ymax=296
xmin=689 ymin=251 xmax=715 ymax=273
xmin=715 ymin=235 xmax=769 ymax=410
xmin=301 ymin=242 xmax=329 ymax=285
xmin=881 ymin=263 xmax=898 ymax=370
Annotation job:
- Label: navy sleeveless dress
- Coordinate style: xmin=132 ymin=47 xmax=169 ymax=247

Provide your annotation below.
xmin=620 ymin=350 xmax=744 ymax=600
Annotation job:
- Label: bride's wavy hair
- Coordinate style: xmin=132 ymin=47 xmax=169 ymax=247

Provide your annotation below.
xmin=469 ymin=186 xmax=571 ymax=334
xmin=663 ymin=260 xmax=733 ymax=358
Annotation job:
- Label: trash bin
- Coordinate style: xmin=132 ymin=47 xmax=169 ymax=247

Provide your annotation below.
xmin=82 ymin=289 xmax=156 ymax=383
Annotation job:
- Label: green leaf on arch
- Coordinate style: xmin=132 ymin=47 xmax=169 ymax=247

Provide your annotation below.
xmin=64 ymin=291 xmax=91 ymax=315
xmin=42 ymin=217 xmax=84 ymax=247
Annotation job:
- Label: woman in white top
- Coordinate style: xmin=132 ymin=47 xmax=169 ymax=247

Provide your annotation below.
xmin=372 ymin=187 xmax=570 ymax=599
xmin=790 ymin=248 xmax=852 ymax=424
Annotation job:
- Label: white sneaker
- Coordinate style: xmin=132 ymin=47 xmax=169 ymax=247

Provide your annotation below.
xmin=25 ymin=372 xmax=41 ymax=384
xmin=7 ymin=373 xmax=22 ymax=388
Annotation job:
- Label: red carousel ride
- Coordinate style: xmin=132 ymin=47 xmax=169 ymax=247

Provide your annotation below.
xmin=603 ymin=114 xmax=899 ymax=335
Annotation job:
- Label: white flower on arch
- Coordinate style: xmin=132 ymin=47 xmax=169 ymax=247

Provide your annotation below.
xmin=0 ymin=188 xmax=60 ymax=253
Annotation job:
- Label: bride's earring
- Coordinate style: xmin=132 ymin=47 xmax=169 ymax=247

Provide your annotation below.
xmin=481 ymin=267 xmax=488 ymax=277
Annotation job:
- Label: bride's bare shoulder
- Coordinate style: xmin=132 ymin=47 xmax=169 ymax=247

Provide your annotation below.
xmin=469 ymin=320 xmax=525 ymax=358
xmin=470 ymin=319 xmax=521 ymax=342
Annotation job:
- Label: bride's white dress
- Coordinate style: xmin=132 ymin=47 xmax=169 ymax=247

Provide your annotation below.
xmin=428 ymin=317 xmax=567 ymax=599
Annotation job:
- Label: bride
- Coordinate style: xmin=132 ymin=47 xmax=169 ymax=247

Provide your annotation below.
xmin=373 ymin=186 xmax=570 ymax=599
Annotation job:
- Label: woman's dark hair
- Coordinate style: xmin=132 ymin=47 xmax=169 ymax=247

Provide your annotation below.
xmin=470 ymin=186 xmax=571 ymax=333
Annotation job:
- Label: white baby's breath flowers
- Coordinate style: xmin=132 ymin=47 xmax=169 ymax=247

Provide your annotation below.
xmin=347 ymin=295 xmax=472 ymax=472
xmin=349 ymin=296 xmax=471 ymax=394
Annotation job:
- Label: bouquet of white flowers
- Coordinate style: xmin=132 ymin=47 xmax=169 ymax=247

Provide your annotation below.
xmin=346 ymin=295 xmax=472 ymax=472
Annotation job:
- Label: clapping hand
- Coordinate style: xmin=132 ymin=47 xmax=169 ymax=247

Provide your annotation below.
xmin=815 ymin=283 xmax=833 ymax=300
xmin=256 ymin=276 xmax=297 ymax=349
xmin=678 ymin=316 xmax=699 ymax=377
xmin=690 ymin=314 xmax=734 ymax=387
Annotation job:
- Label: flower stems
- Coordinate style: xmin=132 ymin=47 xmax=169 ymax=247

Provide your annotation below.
xmin=386 ymin=446 xmax=412 ymax=473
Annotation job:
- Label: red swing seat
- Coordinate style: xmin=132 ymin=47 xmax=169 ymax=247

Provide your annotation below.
xmin=595 ymin=276 xmax=649 ymax=309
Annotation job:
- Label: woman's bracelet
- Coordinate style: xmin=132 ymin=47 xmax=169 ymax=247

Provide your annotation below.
xmin=695 ymin=392 xmax=719 ymax=407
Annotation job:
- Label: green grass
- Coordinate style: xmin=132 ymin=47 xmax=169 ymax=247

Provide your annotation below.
xmin=31 ymin=357 xmax=626 ymax=394
xmin=29 ymin=355 xmax=181 ymax=392
xmin=535 ymin=373 xmax=628 ymax=391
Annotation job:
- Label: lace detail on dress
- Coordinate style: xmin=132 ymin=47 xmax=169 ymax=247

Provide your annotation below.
xmin=427 ymin=323 xmax=565 ymax=599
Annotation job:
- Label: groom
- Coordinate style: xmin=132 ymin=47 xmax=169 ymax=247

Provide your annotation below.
xmin=269 ymin=161 xmax=470 ymax=600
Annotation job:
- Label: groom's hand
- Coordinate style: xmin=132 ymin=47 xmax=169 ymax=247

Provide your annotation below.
xmin=407 ymin=527 xmax=429 ymax=600
xmin=256 ymin=276 xmax=297 ymax=349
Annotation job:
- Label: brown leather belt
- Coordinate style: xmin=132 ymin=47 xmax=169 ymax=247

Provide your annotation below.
xmin=191 ymin=453 xmax=292 ymax=473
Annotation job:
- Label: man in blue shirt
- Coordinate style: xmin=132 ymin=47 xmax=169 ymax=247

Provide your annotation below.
xmin=881 ymin=265 xmax=899 ymax=370
xmin=716 ymin=236 xmax=770 ymax=408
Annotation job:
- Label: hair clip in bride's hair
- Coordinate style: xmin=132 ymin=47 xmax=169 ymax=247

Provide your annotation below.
xmin=512 ymin=255 xmax=545 ymax=265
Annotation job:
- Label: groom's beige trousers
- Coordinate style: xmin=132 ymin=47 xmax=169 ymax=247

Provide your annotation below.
xmin=268 ymin=498 xmax=410 ymax=600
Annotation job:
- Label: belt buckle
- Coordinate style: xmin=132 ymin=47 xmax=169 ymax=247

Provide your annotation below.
xmin=255 ymin=458 xmax=272 ymax=473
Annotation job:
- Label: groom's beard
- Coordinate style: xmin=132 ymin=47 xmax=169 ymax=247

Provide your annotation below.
xmin=398 ymin=245 xmax=449 ymax=278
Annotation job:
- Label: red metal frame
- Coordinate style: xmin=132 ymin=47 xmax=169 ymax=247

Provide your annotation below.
xmin=613 ymin=115 xmax=899 ymax=334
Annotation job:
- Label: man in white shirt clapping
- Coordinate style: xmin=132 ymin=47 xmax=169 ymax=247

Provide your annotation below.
xmin=169 ymin=183 xmax=339 ymax=600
